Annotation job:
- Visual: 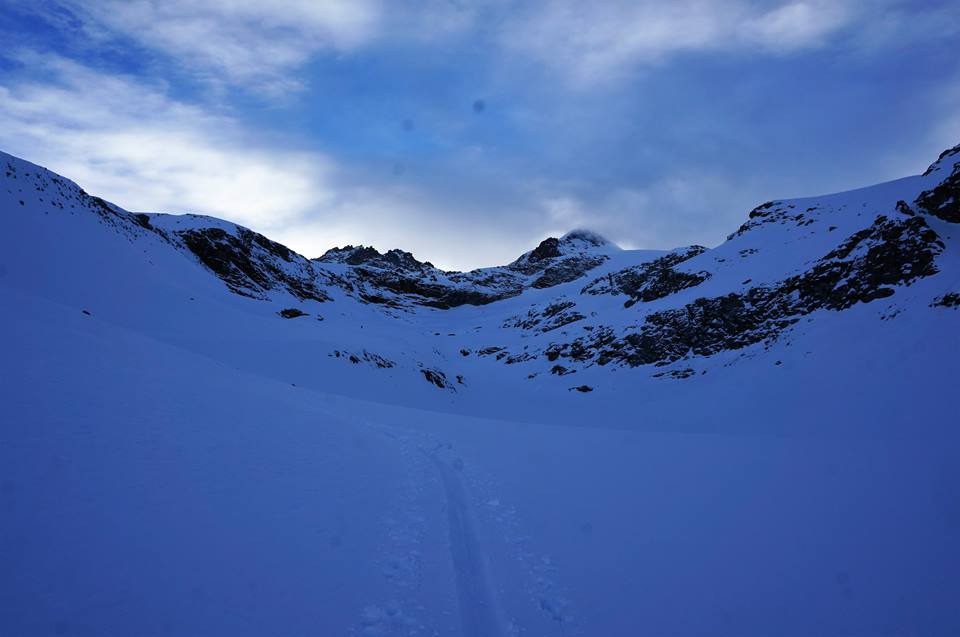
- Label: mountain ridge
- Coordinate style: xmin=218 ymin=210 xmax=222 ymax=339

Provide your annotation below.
xmin=1 ymin=143 xmax=958 ymax=422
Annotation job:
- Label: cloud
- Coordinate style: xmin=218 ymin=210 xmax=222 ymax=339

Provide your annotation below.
xmin=34 ymin=1 xmax=867 ymax=95
xmin=527 ymin=172 xmax=761 ymax=254
xmin=268 ymin=185 xmax=549 ymax=269
xmin=3 ymin=4 xmax=956 ymax=272
xmin=0 ymin=54 xmax=335 ymax=229
xmin=741 ymin=2 xmax=854 ymax=50
xmin=55 ymin=0 xmax=382 ymax=94
xmin=500 ymin=0 xmax=858 ymax=87
xmin=0 ymin=53 xmax=553 ymax=270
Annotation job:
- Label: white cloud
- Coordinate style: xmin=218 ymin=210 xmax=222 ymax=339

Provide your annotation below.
xmin=500 ymin=0 xmax=858 ymax=87
xmin=525 ymin=172 xmax=763 ymax=254
xmin=741 ymin=2 xmax=854 ymax=51
xmin=267 ymin=177 xmax=562 ymax=269
xmin=0 ymin=54 xmax=335 ymax=229
xmin=59 ymin=0 xmax=382 ymax=93
xmin=0 ymin=54 xmax=547 ymax=270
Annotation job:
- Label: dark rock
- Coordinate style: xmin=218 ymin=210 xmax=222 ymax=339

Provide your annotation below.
xmin=582 ymin=246 xmax=709 ymax=304
xmin=421 ymin=368 xmax=454 ymax=390
xmin=932 ymin=292 xmax=960 ymax=309
xmin=922 ymin=144 xmax=960 ymax=177
xmin=652 ymin=368 xmax=695 ymax=379
xmin=895 ymin=200 xmax=915 ymax=216
xmin=548 ymin=215 xmax=944 ymax=369
xmin=504 ymin=299 xmax=586 ymax=333
xmin=915 ymin=162 xmax=960 ymax=223
xmin=530 ymin=255 xmax=608 ymax=289
xmin=179 ymin=227 xmax=330 ymax=302
xmin=352 ymin=267 xmax=517 ymax=309
xmin=331 ymin=350 xmax=396 ymax=368
xmin=279 ymin=308 xmax=308 ymax=318
xmin=749 ymin=201 xmax=777 ymax=219
xmin=528 ymin=237 xmax=562 ymax=262
xmin=317 ymin=245 xmax=434 ymax=271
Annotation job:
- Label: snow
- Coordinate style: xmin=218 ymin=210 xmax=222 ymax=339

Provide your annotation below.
xmin=2 ymin=147 xmax=960 ymax=635
xmin=558 ymin=228 xmax=618 ymax=251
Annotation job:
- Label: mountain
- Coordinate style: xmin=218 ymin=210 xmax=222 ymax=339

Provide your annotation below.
xmin=2 ymin=145 xmax=959 ymax=636
xmin=3 ymin=144 xmax=957 ymax=418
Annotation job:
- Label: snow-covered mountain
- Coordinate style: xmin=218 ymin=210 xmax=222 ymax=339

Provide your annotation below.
xmin=3 ymin=144 xmax=957 ymax=420
xmin=2 ymin=146 xmax=959 ymax=636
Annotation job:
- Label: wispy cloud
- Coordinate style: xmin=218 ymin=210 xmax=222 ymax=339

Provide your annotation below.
xmin=740 ymin=1 xmax=854 ymax=51
xmin=528 ymin=174 xmax=759 ymax=253
xmin=0 ymin=54 xmax=335 ymax=228
xmin=0 ymin=53 xmax=551 ymax=269
xmin=54 ymin=0 xmax=383 ymax=94
xmin=500 ymin=0 xmax=859 ymax=87
xmin=2 ymin=2 xmax=957 ymax=270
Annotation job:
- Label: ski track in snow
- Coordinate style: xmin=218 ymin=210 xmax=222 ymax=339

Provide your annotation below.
xmin=368 ymin=424 xmax=576 ymax=637
xmin=423 ymin=448 xmax=506 ymax=637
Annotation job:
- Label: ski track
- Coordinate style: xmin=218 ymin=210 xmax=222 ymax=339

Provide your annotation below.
xmin=369 ymin=424 xmax=577 ymax=636
xmin=424 ymin=449 xmax=506 ymax=637
xmin=371 ymin=425 xmax=506 ymax=637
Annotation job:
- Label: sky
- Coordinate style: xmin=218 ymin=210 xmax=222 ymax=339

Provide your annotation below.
xmin=1 ymin=1 xmax=958 ymax=270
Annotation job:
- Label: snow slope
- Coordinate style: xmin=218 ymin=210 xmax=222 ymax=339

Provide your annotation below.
xmin=1 ymin=146 xmax=959 ymax=636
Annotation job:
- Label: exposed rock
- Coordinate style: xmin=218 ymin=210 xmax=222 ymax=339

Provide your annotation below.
xmin=526 ymin=237 xmax=562 ymax=264
xmin=731 ymin=200 xmax=809 ymax=237
xmin=915 ymin=162 xmax=960 ymax=223
xmin=421 ymin=368 xmax=454 ymax=390
xmin=509 ymin=230 xmax=614 ymax=277
xmin=653 ymin=368 xmax=696 ymax=379
xmin=309 ymin=228 xmax=616 ymax=309
xmin=317 ymin=245 xmax=435 ymax=271
xmin=531 ymin=255 xmax=608 ymax=289
xmin=922 ymin=144 xmax=960 ymax=177
xmin=547 ymin=215 xmax=944 ymax=368
xmin=503 ymin=351 xmax=536 ymax=364
xmin=179 ymin=227 xmax=330 ymax=302
xmin=504 ymin=299 xmax=586 ymax=333
xmin=932 ymin=293 xmax=960 ymax=309
xmin=352 ymin=268 xmax=516 ymax=309
xmin=278 ymin=308 xmax=308 ymax=318
xmin=331 ymin=350 xmax=396 ymax=368
xmin=582 ymin=246 xmax=709 ymax=305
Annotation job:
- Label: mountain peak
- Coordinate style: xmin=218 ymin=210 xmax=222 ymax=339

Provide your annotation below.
xmin=922 ymin=142 xmax=960 ymax=177
xmin=316 ymin=245 xmax=434 ymax=271
xmin=521 ymin=229 xmax=617 ymax=263
xmin=559 ymin=228 xmax=613 ymax=248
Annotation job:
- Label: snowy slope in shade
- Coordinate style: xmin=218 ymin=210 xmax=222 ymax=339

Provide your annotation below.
xmin=1 ymin=145 xmax=959 ymax=636
xmin=3 ymin=281 xmax=958 ymax=636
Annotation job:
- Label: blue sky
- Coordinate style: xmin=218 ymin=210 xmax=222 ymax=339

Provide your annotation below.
xmin=1 ymin=0 xmax=958 ymax=269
